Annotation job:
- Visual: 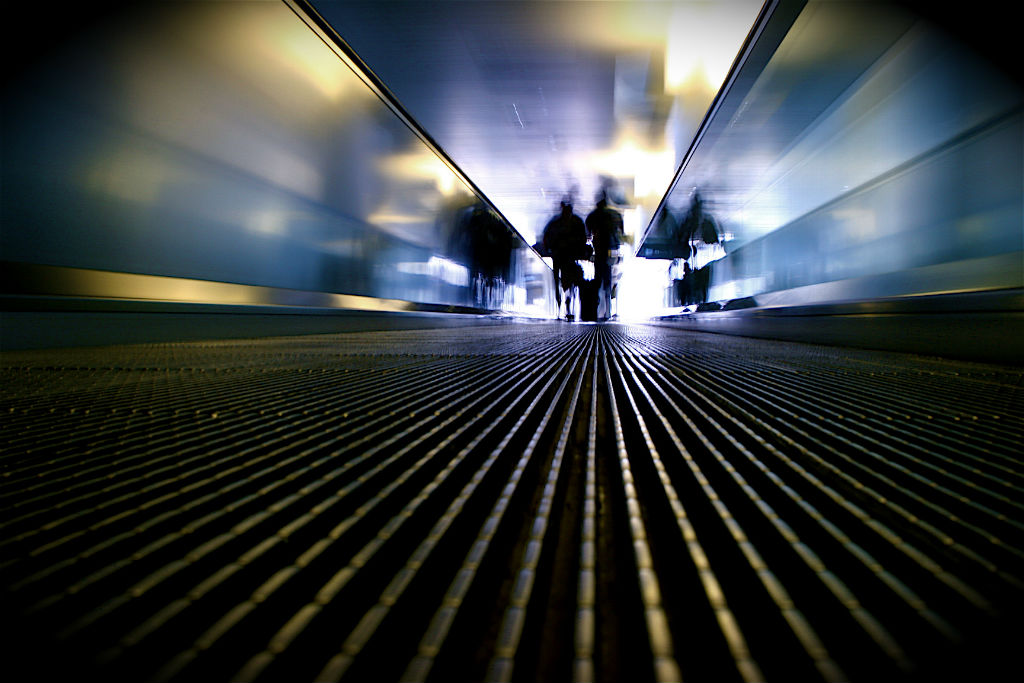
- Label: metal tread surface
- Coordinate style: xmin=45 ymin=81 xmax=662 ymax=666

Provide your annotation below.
xmin=2 ymin=323 xmax=1022 ymax=683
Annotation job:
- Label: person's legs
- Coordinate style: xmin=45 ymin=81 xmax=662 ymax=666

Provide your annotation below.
xmin=596 ymin=259 xmax=611 ymax=320
xmin=555 ymin=257 xmax=577 ymax=318
xmin=552 ymin=261 xmax=562 ymax=311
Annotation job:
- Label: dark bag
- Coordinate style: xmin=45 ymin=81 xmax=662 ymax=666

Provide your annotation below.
xmin=579 ymin=279 xmax=599 ymax=321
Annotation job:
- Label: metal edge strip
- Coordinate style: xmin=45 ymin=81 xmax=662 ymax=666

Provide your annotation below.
xmin=0 ymin=261 xmax=515 ymax=317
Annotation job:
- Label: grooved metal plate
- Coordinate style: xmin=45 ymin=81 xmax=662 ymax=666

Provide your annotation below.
xmin=2 ymin=324 xmax=1022 ymax=683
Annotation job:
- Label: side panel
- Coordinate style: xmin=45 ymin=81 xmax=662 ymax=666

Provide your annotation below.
xmin=1 ymin=1 xmax=554 ymax=323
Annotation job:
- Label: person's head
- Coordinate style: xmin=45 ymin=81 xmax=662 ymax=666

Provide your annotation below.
xmin=561 ymin=201 xmax=572 ymax=215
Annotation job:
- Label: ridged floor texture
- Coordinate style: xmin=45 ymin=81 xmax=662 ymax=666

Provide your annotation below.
xmin=2 ymin=323 xmax=1022 ymax=683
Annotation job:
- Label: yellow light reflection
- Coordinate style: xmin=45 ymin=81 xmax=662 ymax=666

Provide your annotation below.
xmin=378 ymin=151 xmax=466 ymax=198
xmin=593 ymin=137 xmax=675 ymax=201
xmin=366 ymin=211 xmax=430 ymax=225
xmin=223 ymin=2 xmax=362 ymax=103
xmin=664 ymin=3 xmax=753 ymax=95
xmin=109 ymin=2 xmax=332 ymax=201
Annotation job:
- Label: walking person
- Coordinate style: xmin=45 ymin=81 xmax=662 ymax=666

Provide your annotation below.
xmin=585 ymin=192 xmax=623 ymax=321
xmin=542 ymin=201 xmax=588 ymax=320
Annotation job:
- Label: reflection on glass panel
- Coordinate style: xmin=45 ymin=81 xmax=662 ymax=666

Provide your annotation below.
xmin=641 ymin=0 xmax=1023 ymax=313
xmin=1 ymin=1 xmax=553 ymax=317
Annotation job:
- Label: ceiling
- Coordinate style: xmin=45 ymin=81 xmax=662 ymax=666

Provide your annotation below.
xmin=306 ymin=0 xmax=765 ymax=247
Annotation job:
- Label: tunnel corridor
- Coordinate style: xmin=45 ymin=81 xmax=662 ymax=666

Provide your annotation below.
xmin=2 ymin=323 xmax=1021 ymax=682
xmin=3 ymin=0 xmax=1023 ymax=680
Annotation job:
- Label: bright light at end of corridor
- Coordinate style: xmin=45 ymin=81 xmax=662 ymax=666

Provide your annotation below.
xmin=593 ymin=139 xmax=675 ymax=201
xmin=616 ymin=255 xmax=673 ymax=321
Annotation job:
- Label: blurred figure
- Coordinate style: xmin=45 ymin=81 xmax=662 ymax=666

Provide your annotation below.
xmin=658 ymin=205 xmax=694 ymax=261
xmin=673 ymin=260 xmax=713 ymax=308
xmin=466 ymin=202 xmax=514 ymax=308
xmin=542 ymin=201 xmax=588 ymax=320
xmin=676 ymin=261 xmax=693 ymax=306
xmin=669 ymin=189 xmax=719 ymax=263
xmin=585 ymin=192 xmax=623 ymax=321
xmin=681 ymin=190 xmax=719 ymax=248
xmin=446 ymin=200 xmax=515 ymax=309
xmin=669 ymin=190 xmax=721 ymax=308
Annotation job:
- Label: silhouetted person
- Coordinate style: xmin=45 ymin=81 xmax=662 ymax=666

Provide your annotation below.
xmin=658 ymin=205 xmax=693 ymax=261
xmin=681 ymin=190 xmax=719 ymax=248
xmin=446 ymin=201 xmax=515 ymax=309
xmin=466 ymin=203 xmax=513 ymax=308
xmin=542 ymin=201 xmax=587 ymax=320
xmin=677 ymin=261 xmax=693 ymax=306
xmin=585 ymin=193 xmax=623 ymax=320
